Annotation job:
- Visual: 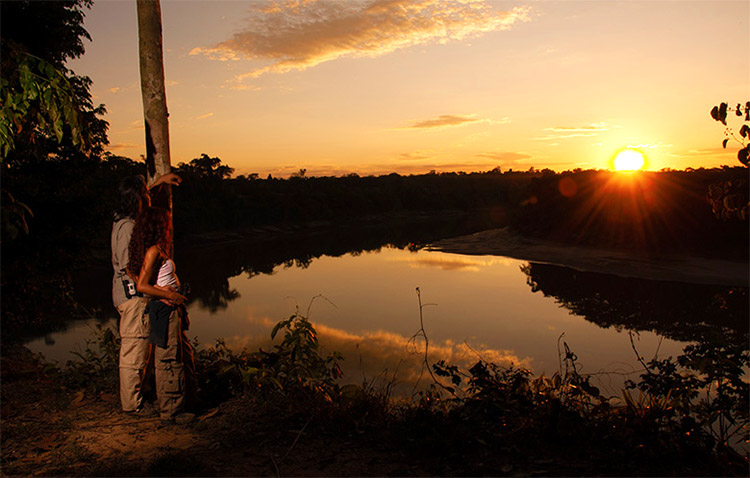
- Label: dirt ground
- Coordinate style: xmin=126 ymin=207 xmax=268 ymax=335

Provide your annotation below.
xmin=0 ymin=344 xmax=602 ymax=477
xmin=0 ymin=344 xmax=418 ymax=477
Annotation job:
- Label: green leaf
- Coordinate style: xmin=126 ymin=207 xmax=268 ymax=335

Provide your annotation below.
xmin=42 ymin=87 xmax=53 ymax=104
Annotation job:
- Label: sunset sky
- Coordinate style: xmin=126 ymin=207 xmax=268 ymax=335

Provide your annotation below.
xmin=70 ymin=0 xmax=749 ymax=177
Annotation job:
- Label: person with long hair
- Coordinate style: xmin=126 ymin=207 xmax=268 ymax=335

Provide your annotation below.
xmin=128 ymin=206 xmax=191 ymax=422
xmin=111 ymin=173 xmax=180 ymax=416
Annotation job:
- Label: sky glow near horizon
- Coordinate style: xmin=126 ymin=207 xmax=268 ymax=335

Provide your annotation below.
xmin=70 ymin=0 xmax=749 ymax=177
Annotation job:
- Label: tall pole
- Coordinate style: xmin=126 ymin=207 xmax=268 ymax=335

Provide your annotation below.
xmin=136 ymin=0 xmax=171 ymax=210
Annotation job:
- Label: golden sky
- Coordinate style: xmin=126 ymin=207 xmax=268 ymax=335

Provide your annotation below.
xmin=71 ymin=0 xmax=749 ymax=177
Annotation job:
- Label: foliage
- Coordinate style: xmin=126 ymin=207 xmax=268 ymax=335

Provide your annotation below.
xmin=708 ymin=102 xmax=749 ymax=221
xmin=0 ymin=0 xmax=109 ymax=272
xmin=176 ymin=153 xmax=234 ymax=180
xmin=194 ymin=307 xmax=342 ymax=408
xmin=59 ymin=324 xmax=120 ymax=394
xmin=625 ymin=333 xmax=750 ymax=449
xmin=710 ymin=101 xmax=750 ymax=166
xmin=0 ymin=0 xmax=108 ymax=166
xmin=0 ymin=51 xmax=86 ymax=161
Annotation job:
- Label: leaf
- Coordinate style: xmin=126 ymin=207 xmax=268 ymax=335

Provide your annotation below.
xmin=738 ymin=147 xmax=749 ymax=166
xmin=740 ymin=124 xmax=750 ymax=139
xmin=719 ymin=102 xmax=728 ymax=125
xmin=623 ymin=390 xmax=636 ymax=409
xmin=53 ymin=119 xmax=64 ymax=143
xmin=271 ymin=322 xmax=283 ymax=339
xmin=710 ymin=106 xmax=720 ymax=122
xmin=722 ymin=138 xmax=729 ymax=149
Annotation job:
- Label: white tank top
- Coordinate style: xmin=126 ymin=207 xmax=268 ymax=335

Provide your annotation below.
xmin=156 ymin=258 xmax=179 ymax=289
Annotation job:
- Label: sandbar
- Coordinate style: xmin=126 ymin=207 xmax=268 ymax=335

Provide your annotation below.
xmin=429 ymin=228 xmax=748 ymax=287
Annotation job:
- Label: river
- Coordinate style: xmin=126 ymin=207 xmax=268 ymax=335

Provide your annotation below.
xmin=25 ymin=220 xmax=747 ymax=398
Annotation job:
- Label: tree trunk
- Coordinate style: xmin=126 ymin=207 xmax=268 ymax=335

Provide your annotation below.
xmin=136 ymin=0 xmax=171 ymax=209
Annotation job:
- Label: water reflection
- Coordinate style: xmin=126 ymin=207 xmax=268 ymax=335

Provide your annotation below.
xmin=64 ymin=213 xmax=505 ymax=328
xmin=175 ymin=212 xmax=504 ymax=313
xmin=218 ymin=319 xmax=527 ymax=395
xmin=520 ymin=262 xmax=748 ymax=345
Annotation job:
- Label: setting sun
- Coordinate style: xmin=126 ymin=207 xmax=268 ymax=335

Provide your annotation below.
xmin=613 ymin=149 xmax=646 ymax=172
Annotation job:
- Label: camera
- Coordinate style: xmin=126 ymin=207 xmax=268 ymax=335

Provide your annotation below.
xmin=122 ymin=279 xmax=137 ymax=299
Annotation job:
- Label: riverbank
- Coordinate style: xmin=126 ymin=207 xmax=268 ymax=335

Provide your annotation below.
xmin=429 ymin=227 xmax=749 ymax=287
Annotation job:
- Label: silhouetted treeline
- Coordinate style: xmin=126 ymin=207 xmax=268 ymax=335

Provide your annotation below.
xmin=511 ymin=167 xmax=749 ymax=258
xmin=172 ymin=157 xmax=531 ymax=236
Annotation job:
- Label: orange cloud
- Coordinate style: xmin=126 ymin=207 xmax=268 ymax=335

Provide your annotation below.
xmin=477 ymin=151 xmax=532 ymax=163
xmin=190 ymin=0 xmax=531 ymax=81
xmin=404 ymin=114 xmax=481 ymax=129
xmin=399 ymin=151 xmax=433 ymax=161
xmin=536 ymin=122 xmax=610 ymax=141
xmin=106 ymin=143 xmax=142 ymax=152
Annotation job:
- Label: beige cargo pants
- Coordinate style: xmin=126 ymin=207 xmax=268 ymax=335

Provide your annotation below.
xmin=155 ymin=307 xmax=186 ymax=420
xmin=117 ymin=297 xmax=149 ymax=412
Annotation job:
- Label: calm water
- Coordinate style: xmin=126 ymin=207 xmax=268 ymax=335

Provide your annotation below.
xmin=27 ymin=227 xmax=746 ymax=397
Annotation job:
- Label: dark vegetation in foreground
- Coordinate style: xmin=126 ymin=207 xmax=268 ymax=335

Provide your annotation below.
xmin=2 ymin=307 xmax=747 ymax=477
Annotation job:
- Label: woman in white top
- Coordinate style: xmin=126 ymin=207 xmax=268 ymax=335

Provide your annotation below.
xmin=127 ymin=205 xmax=190 ymax=421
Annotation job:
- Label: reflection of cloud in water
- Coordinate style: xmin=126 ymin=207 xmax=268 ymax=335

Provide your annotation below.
xmin=221 ymin=320 xmax=530 ymax=394
xmin=395 ymin=255 xmax=518 ymax=271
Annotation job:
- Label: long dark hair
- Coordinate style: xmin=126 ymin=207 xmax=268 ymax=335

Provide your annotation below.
xmin=127 ymin=206 xmax=171 ymax=278
xmin=114 ymin=175 xmax=148 ymax=221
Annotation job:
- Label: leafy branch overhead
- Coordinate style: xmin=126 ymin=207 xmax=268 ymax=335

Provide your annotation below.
xmin=710 ymin=101 xmax=750 ymax=166
xmin=0 ymin=51 xmax=86 ymax=161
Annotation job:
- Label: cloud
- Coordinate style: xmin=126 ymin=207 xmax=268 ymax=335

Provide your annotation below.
xmin=107 ymin=82 xmax=139 ymax=95
xmin=535 ymin=122 xmax=610 ymax=141
xmin=667 ymin=147 xmax=732 ymax=158
xmin=106 ymin=143 xmax=142 ymax=152
xmin=477 ymin=151 xmax=532 ymax=163
xmin=399 ymin=151 xmax=433 ymax=161
xmin=224 ymin=320 xmax=529 ymax=395
xmin=194 ymin=112 xmax=215 ymax=120
xmin=403 ymin=114 xmax=482 ymax=129
xmin=190 ymin=0 xmax=531 ymax=81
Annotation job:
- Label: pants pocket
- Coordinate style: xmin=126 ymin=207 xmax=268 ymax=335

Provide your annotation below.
xmin=162 ymin=363 xmax=182 ymax=394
